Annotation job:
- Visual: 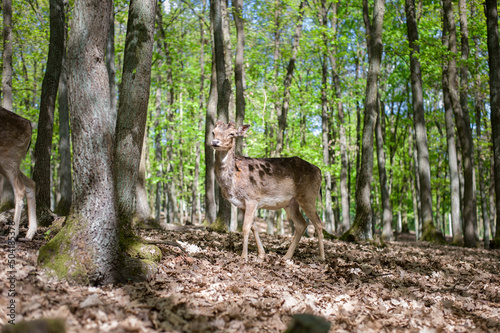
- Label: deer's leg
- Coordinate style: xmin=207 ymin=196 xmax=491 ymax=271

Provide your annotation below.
xmin=251 ymin=223 xmax=266 ymax=259
xmin=241 ymin=202 xmax=258 ymax=259
xmin=12 ymin=174 xmax=26 ymax=240
xmin=300 ymin=202 xmax=325 ymax=260
xmin=22 ymin=174 xmax=37 ymax=240
xmin=283 ymin=199 xmax=307 ymax=260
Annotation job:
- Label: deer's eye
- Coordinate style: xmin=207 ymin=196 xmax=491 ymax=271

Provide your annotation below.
xmin=228 ymin=133 xmax=236 ymax=138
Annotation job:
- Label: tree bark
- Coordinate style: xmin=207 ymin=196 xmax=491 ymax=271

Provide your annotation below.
xmin=211 ymin=0 xmax=232 ymax=230
xmin=319 ymin=0 xmax=333 ymax=233
xmin=154 ymin=74 xmax=163 ymax=223
xmin=441 ymin=11 xmax=462 ymax=245
xmin=443 ymin=0 xmax=477 ymax=247
xmin=38 ymin=0 xmax=119 ymax=285
xmin=2 ymin=0 xmax=13 ymax=111
xmin=136 ymin=131 xmax=151 ymax=222
xmin=484 ymin=0 xmax=500 ymax=247
xmin=107 ymin=3 xmax=117 ymax=120
xmin=276 ymin=1 xmax=305 ymax=155
xmin=471 ymin=2 xmax=490 ymax=248
xmin=406 ymin=0 xmax=443 ymax=243
xmin=54 ymin=3 xmax=72 ymax=216
xmin=341 ymin=0 xmax=385 ymax=242
xmin=204 ymin=43 xmax=217 ymax=225
xmin=191 ymin=2 xmax=207 ymax=226
xmin=327 ymin=0 xmax=350 ymax=234
xmin=31 ymin=0 xmax=65 ymax=226
xmin=375 ymin=101 xmax=393 ymax=241
xmin=113 ymin=0 xmax=159 ymax=281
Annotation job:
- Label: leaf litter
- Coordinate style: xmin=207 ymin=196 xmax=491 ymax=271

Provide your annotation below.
xmin=0 ymin=224 xmax=499 ymax=332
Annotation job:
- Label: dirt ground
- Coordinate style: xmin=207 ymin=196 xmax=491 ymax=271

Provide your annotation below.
xmin=0 ymin=220 xmax=499 ymax=333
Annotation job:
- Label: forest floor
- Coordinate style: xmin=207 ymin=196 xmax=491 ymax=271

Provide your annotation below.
xmin=0 ymin=218 xmax=499 ymax=333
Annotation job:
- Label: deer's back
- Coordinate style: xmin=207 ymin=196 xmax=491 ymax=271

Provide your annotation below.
xmin=0 ymin=107 xmax=32 ymax=166
xmin=234 ymin=155 xmax=322 ymax=196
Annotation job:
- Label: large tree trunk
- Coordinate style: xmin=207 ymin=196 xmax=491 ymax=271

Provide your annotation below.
xmin=276 ymin=0 xmax=305 ymax=156
xmin=443 ymin=0 xmax=477 ymax=247
xmin=113 ymin=0 xmax=158 ymax=281
xmin=341 ymin=0 xmax=384 ymax=242
xmin=38 ymin=0 xmax=118 ymax=285
xmin=375 ymin=101 xmax=393 ymax=241
xmin=484 ymin=0 xmax=500 ymax=248
xmin=32 ymin=0 xmax=65 ymax=227
xmin=406 ymin=0 xmax=443 ymax=243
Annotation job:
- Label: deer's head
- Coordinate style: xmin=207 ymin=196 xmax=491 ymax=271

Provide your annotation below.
xmin=211 ymin=121 xmax=250 ymax=151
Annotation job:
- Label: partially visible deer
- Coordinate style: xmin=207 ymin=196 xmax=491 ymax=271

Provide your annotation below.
xmin=0 ymin=107 xmax=37 ymax=240
xmin=211 ymin=121 xmax=325 ymax=260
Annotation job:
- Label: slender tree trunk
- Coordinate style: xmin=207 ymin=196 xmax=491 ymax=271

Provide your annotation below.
xmin=191 ymin=4 xmax=207 ymax=226
xmin=443 ymin=0 xmax=477 ymax=247
xmin=38 ymin=0 xmax=118 ymax=285
xmin=154 ymin=73 xmax=163 ymax=223
xmin=54 ymin=12 xmax=72 ymax=216
xmin=375 ymin=101 xmax=393 ymax=241
xmin=211 ymin=0 xmax=232 ymax=230
xmin=233 ymin=0 xmax=245 ymax=229
xmin=471 ymin=3 xmax=490 ymax=247
xmin=135 ymin=131 xmax=151 ymax=222
xmin=156 ymin=8 xmax=178 ymax=224
xmin=204 ymin=51 xmax=217 ymax=225
xmin=484 ymin=0 xmax=500 ymax=247
xmin=32 ymin=0 xmax=65 ymax=226
xmin=441 ymin=12 xmax=463 ymax=245
xmin=319 ymin=0 xmax=333 ymax=233
xmin=276 ymin=1 xmax=305 ymax=155
xmin=406 ymin=0 xmax=443 ymax=243
xmin=329 ymin=0 xmax=350 ymax=233
xmin=341 ymin=0 xmax=385 ymax=241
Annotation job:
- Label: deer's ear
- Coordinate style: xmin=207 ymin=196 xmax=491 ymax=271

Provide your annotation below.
xmin=237 ymin=124 xmax=251 ymax=137
xmin=215 ymin=120 xmax=224 ymax=127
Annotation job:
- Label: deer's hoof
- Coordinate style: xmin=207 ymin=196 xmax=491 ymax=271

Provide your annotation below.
xmin=25 ymin=229 xmax=36 ymax=240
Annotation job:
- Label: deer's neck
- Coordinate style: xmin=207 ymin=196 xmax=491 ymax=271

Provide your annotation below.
xmin=214 ymin=148 xmax=236 ymax=193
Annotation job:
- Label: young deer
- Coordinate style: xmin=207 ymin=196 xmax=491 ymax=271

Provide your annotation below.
xmin=211 ymin=121 xmax=325 ymax=260
xmin=0 ymin=107 xmax=37 ymax=240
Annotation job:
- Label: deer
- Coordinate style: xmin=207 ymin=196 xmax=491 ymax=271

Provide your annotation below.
xmin=211 ymin=120 xmax=325 ymax=260
xmin=0 ymin=107 xmax=37 ymax=240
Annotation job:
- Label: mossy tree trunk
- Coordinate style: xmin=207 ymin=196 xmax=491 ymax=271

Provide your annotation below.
xmin=113 ymin=0 xmax=160 ymax=279
xmin=38 ymin=0 xmax=119 ymax=285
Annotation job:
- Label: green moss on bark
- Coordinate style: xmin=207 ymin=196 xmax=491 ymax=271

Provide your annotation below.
xmin=37 ymin=215 xmax=92 ymax=285
xmin=421 ymin=222 xmax=447 ymax=245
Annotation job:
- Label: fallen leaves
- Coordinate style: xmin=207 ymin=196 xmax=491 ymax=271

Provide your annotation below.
xmin=0 ymin=225 xmax=499 ymax=332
